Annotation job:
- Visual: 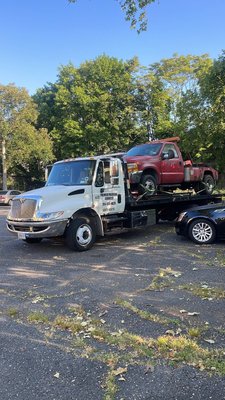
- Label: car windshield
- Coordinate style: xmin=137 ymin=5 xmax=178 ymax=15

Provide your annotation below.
xmin=46 ymin=160 xmax=96 ymax=186
xmin=0 ymin=191 xmax=8 ymax=194
xmin=126 ymin=143 xmax=162 ymax=157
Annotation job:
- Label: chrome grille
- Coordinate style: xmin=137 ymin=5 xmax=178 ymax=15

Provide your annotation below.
xmin=10 ymin=198 xmax=37 ymax=219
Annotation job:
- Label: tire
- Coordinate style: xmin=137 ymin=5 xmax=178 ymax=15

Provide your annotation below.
xmin=188 ymin=218 xmax=216 ymax=244
xmin=23 ymin=238 xmax=43 ymax=244
xmin=200 ymin=174 xmax=215 ymax=195
xmin=65 ymin=217 xmax=96 ymax=251
xmin=140 ymin=174 xmax=157 ymax=196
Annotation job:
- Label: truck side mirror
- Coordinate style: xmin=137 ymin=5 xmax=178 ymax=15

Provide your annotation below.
xmin=95 ymin=162 xmax=104 ymax=187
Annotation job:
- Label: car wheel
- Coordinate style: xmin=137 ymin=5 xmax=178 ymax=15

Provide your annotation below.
xmin=65 ymin=217 xmax=96 ymax=251
xmin=140 ymin=174 xmax=157 ymax=196
xmin=8 ymin=199 xmax=12 ymax=206
xmin=23 ymin=238 xmax=43 ymax=244
xmin=188 ymin=218 xmax=216 ymax=244
xmin=200 ymin=175 xmax=215 ymax=195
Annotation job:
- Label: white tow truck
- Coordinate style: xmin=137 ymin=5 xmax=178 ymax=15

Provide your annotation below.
xmin=6 ymin=155 xmax=222 ymax=251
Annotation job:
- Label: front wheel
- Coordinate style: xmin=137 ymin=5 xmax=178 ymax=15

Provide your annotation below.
xmin=188 ymin=218 xmax=216 ymax=244
xmin=140 ymin=174 xmax=157 ymax=196
xmin=200 ymin=174 xmax=215 ymax=195
xmin=65 ymin=217 xmax=96 ymax=251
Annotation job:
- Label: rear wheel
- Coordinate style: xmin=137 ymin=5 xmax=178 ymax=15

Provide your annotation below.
xmin=65 ymin=217 xmax=96 ymax=251
xmin=200 ymin=174 xmax=215 ymax=195
xmin=140 ymin=174 xmax=157 ymax=196
xmin=188 ymin=218 xmax=216 ymax=244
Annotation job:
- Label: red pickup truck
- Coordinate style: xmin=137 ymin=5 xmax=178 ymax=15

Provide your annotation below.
xmin=124 ymin=137 xmax=218 ymax=195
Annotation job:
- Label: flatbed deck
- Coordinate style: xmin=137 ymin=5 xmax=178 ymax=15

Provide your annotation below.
xmin=126 ymin=192 xmax=224 ymax=212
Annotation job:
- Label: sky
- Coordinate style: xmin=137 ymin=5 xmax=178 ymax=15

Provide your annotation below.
xmin=0 ymin=0 xmax=225 ymax=94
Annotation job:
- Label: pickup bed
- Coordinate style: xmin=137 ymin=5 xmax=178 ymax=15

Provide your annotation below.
xmin=124 ymin=137 xmax=218 ymax=196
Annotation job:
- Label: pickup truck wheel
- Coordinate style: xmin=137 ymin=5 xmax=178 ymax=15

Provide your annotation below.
xmin=23 ymin=238 xmax=43 ymax=244
xmin=66 ymin=217 xmax=96 ymax=251
xmin=200 ymin=175 xmax=215 ymax=195
xmin=188 ymin=218 xmax=216 ymax=244
xmin=140 ymin=175 xmax=157 ymax=196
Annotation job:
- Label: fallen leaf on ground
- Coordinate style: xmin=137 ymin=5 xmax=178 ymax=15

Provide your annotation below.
xmin=113 ymin=367 xmax=127 ymax=376
xmin=165 ymin=330 xmax=175 ymax=336
xmin=144 ymin=364 xmax=154 ymax=374
xmin=187 ymin=312 xmax=200 ymax=316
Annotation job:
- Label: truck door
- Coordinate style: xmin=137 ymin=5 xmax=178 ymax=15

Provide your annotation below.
xmin=160 ymin=143 xmax=184 ymax=184
xmin=92 ymin=159 xmax=125 ymax=215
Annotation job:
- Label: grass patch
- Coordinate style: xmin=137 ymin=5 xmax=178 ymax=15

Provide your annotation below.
xmin=25 ymin=304 xmax=225 ymax=376
xmin=103 ymin=368 xmax=118 ymax=400
xmin=215 ymin=250 xmax=225 ymax=267
xmin=187 ymin=327 xmax=205 ymax=338
xmin=155 ymin=335 xmax=225 ymax=374
xmin=53 ymin=315 xmax=84 ymax=334
xmin=68 ymin=304 xmax=86 ymax=317
xmin=144 ymin=268 xmax=181 ymax=291
xmin=7 ymin=307 xmax=18 ymax=317
xmin=115 ymin=299 xmax=179 ymax=326
xmin=180 ymin=283 xmax=225 ymax=300
xmin=27 ymin=311 xmax=49 ymax=324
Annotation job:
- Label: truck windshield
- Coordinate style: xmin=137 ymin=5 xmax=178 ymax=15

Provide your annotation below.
xmin=126 ymin=143 xmax=162 ymax=157
xmin=46 ymin=160 xmax=96 ymax=186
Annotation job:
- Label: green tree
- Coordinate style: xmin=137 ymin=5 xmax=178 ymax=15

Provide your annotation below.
xmin=134 ymin=67 xmax=172 ymax=140
xmin=68 ymin=0 xmax=156 ymax=32
xmin=34 ymin=55 xmax=140 ymax=158
xmin=0 ymin=84 xmax=53 ymax=189
xmin=151 ymin=53 xmax=212 ymax=123
xmin=148 ymin=54 xmax=214 ymax=159
xmin=196 ymin=51 xmax=225 ymax=171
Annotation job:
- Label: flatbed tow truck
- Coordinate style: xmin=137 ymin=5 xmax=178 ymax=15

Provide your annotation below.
xmin=6 ymin=155 xmax=223 ymax=251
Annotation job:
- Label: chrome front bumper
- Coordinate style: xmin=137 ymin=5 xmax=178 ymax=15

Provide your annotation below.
xmin=6 ymin=218 xmax=68 ymax=238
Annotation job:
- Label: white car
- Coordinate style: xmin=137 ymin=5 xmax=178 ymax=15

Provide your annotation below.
xmin=0 ymin=190 xmax=22 ymax=205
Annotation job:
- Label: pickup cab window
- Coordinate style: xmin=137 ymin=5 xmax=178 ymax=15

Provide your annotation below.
xmin=126 ymin=143 xmax=162 ymax=157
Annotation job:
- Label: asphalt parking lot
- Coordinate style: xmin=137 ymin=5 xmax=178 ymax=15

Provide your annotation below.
xmin=1 ymin=205 xmax=225 ymax=400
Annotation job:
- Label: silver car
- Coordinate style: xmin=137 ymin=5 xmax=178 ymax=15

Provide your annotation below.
xmin=0 ymin=190 xmax=22 ymax=205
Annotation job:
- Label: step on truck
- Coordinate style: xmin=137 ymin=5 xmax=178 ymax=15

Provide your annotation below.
xmin=6 ymin=155 xmax=223 ymax=251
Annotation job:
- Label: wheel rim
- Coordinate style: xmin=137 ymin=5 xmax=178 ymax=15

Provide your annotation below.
xmin=76 ymin=224 xmax=92 ymax=246
xmin=144 ymin=179 xmax=155 ymax=194
xmin=206 ymin=180 xmax=213 ymax=193
xmin=192 ymin=222 xmax=213 ymax=242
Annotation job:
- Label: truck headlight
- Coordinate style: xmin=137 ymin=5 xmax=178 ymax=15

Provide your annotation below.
xmin=35 ymin=211 xmax=64 ymax=221
xmin=127 ymin=163 xmax=139 ymax=174
xmin=177 ymin=212 xmax=187 ymax=222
